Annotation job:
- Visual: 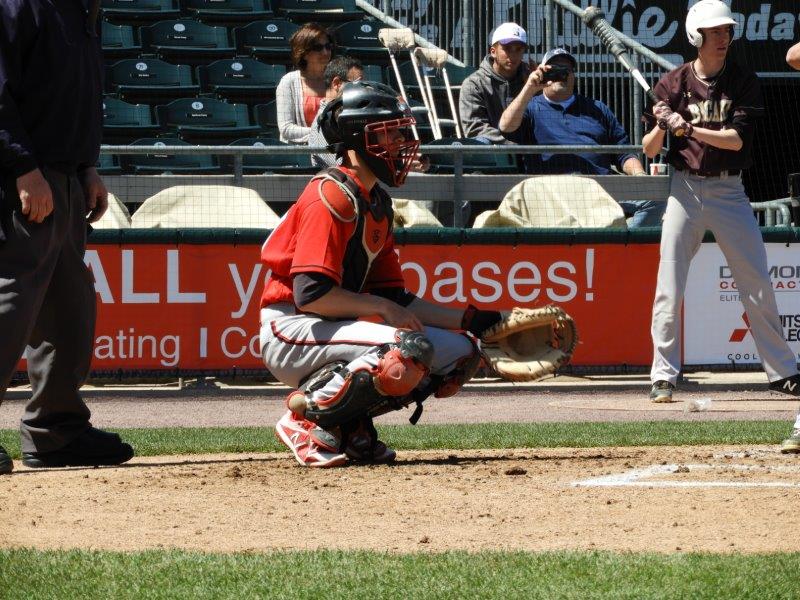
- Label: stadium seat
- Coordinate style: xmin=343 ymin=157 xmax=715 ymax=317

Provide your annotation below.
xmin=197 ymin=58 xmax=285 ymax=104
xmin=233 ymin=19 xmax=298 ymax=62
xmin=103 ymin=97 xmax=161 ymax=143
xmin=119 ymin=138 xmax=222 ymax=174
xmin=155 ymin=97 xmax=261 ymax=143
xmin=228 ymin=137 xmax=316 ymax=174
xmin=101 ymin=21 xmax=142 ymax=59
xmin=101 ymin=0 xmax=180 ymax=25
xmin=274 ymin=0 xmax=361 ymax=21
xmin=139 ymin=19 xmax=234 ymax=66
xmin=425 ymin=137 xmax=517 ymax=174
xmin=360 ymin=64 xmax=387 ymax=85
xmin=106 ymin=58 xmax=199 ymax=103
xmin=332 ymin=21 xmax=387 ymax=62
xmin=130 ymin=185 xmax=281 ymax=228
xmin=253 ymin=101 xmax=278 ymax=137
xmin=96 ymin=153 xmax=123 ymax=175
xmin=183 ymin=0 xmax=274 ymax=25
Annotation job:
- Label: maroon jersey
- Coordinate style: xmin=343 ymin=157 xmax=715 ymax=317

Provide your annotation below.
xmin=644 ymin=60 xmax=764 ymax=173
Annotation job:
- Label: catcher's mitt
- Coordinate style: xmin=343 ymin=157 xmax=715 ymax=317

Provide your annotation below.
xmin=479 ymin=306 xmax=578 ymax=382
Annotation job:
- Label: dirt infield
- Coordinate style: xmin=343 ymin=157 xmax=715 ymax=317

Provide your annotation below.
xmin=2 ymin=445 xmax=800 ymax=554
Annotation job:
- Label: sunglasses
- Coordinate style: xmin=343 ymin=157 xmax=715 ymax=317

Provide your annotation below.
xmin=309 ymin=42 xmax=333 ymax=52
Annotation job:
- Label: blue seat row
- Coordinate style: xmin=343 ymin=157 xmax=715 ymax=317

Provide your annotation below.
xmin=101 ymin=0 xmax=362 ymax=25
xmin=103 ymin=18 xmax=396 ymax=64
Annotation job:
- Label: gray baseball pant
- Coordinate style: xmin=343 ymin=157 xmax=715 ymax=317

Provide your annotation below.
xmin=260 ymin=304 xmax=473 ymax=393
xmin=651 ymin=171 xmax=796 ymax=385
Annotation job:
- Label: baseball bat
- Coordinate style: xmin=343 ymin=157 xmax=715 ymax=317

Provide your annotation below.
xmin=581 ymin=6 xmax=686 ymax=137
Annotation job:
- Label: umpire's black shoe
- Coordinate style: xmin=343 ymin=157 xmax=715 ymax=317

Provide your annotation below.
xmin=22 ymin=427 xmax=134 ymax=468
xmin=769 ymin=374 xmax=800 ymax=397
xmin=0 ymin=445 xmax=13 ymax=474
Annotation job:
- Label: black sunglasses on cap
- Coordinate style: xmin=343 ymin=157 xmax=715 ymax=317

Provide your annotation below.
xmin=309 ymin=42 xmax=333 ymax=52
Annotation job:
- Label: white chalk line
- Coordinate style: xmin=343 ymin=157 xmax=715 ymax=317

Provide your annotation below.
xmin=572 ymin=463 xmax=800 ymax=489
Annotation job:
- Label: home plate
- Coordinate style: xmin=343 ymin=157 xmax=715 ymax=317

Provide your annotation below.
xmin=573 ymin=463 xmax=800 ymax=488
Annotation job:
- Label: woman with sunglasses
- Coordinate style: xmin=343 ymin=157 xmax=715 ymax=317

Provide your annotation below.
xmin=276 ymin=23 xmax=334 ymax=144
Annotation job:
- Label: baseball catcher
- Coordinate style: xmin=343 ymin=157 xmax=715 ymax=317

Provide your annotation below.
xmin=258 ymin=81 xmax=578 ymax=468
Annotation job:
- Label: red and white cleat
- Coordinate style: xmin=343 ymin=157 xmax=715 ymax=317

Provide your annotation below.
xmin=274 ymin=410 xmax=347 ymax=468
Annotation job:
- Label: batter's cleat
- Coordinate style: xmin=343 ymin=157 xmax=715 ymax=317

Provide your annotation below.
xmin=780 ymin=428 xmax=800 ymax=454
xmin=22 ymin=427 xmax=134 ymax=468
xmin=769 ymin=374 xmax=800 ymax=397
xmin=274 ymin=410 xmax=347 ymax=468
xmin=649 ymin=380 xmax=675 ymax=403
xmin=0 ymin=445 xmax=13 ymax=475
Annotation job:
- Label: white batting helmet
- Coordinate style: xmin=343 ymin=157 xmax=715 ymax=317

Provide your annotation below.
xmin=685 ymin=0 xmax=737 ymax=48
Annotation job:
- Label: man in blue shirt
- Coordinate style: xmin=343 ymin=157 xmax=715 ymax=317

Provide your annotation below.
xmin=499 ymin=48 xmax=664 ymax=227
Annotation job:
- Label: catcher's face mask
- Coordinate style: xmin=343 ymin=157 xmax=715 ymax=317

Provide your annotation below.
xmin=363 ymin=117 xmax=419 ymax=187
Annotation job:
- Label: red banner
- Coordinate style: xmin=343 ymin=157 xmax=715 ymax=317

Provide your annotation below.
xmin=20 ymin=243 xmax=660 ymax=372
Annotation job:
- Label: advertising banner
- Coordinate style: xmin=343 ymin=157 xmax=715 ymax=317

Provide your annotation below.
xmin=685 ymin=243 xmax=800 ymax=365
xmin=56 ymin=242 xmax=660 ymax=372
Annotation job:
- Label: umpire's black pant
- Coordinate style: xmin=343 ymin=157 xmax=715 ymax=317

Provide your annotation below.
xmin=0 ymin=167 xmax=95 ymax=453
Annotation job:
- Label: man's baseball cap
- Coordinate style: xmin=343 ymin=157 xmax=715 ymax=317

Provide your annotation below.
xmin=542 ymin=47 xmax=577 ymax=68
xmin=491 ymin=22 xmax=527 ymax=46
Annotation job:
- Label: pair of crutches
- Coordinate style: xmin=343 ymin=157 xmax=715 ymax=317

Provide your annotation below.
xmin=377 ymin=27 xmax=463 ymax=140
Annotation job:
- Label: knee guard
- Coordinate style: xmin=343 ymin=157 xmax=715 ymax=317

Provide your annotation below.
xmin=375 ymin=330 xmax=433 ymax=396
xmin=299 ymin=330 xmax=434 ymax=429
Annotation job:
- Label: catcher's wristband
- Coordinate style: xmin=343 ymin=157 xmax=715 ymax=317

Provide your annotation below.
xmin=461 ymin=304 xmax=502 ymax=336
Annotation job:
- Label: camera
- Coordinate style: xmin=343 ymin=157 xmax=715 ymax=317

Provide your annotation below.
xmin=542 ymin=65 xmax=571 ymax=83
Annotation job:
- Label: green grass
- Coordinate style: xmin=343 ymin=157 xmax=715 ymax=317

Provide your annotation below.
xmin=1 ymin=548 xmax=798 ymax=599
xmin=0 ymin=420 xmax=791 ymax=458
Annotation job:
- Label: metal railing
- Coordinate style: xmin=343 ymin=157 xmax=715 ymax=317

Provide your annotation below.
xmin=101 ymin=143 xmax=794 ymax=228
xmin=103 ymin=143 xmax=656 ymax=228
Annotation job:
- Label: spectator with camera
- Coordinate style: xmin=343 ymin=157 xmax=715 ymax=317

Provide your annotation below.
xmin=458 ymin=22 xmax=532 ymax=146
xmin=499 ymin=48 xmax=663 ymax=227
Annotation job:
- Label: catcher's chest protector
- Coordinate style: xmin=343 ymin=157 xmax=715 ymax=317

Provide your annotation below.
xmin=314 ymin=168 xmax=395 ymax=293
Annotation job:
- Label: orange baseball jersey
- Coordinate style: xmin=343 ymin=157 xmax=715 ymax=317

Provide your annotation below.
xmin=260 ymin=166 xmax=405 ymax=308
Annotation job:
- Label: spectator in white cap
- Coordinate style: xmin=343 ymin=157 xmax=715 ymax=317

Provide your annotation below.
xmin=458 ymin=22 xmax=533 ymax=147
xmin=499 ymin=47 xmax=663 ymax=227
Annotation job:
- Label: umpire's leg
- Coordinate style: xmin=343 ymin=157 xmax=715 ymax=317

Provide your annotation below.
xmin=12 ymin=169 xmax=94 ymax=453
xmin=0 ymin=169 xmax=66 ymax=402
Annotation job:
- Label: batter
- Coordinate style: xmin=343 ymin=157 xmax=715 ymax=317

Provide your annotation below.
xmin=642 ymin=1 xmax=800 ymax=452
xmin=258 ymin=81 xmax=501 ymax=467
